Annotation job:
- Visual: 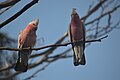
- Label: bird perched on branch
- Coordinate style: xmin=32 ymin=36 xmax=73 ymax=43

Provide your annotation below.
xmin=15 ymin=19 xmax=39 ymax=72
xmin=68 ymin=8 xmax=86 ymax=66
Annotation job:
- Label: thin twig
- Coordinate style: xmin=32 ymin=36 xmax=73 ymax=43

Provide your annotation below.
xmin=30 ymin=32 xmax=68 ymax=58
xmin=0 ymin=0 xmax=20 ymax=9
xmin=24 ymin=48 xmax=72 ymax=80
xmin=0 ymin=35 xmax=108 ymax=51
xmin=81 ymin=0 xmax=107 ymax=21
xmin=0 ymin=48 xmax=72 ymax=80
xmin=24 ymin=63 xmax=50 ymax=80
xmin=85 ymin=4 xmax=120 ymax=26
xmin=0 ymin=6 xmax=12 ymax=15
xmin=0 ymin=0 xmax=39 ymax=29
xmin=0 ymin=64 xmax=14 ymax=72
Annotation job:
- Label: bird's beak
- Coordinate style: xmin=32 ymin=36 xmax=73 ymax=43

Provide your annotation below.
xmin=71 ymin=8 xmax=77 ymax=18
xmin=33 ymin=19 xmax=39 ymax=26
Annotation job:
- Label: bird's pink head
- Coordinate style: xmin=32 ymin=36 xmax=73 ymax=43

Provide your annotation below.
xmin=27 ymin=19 xmax=39 ymax=31
xmin=71 ymin=8 xmax=82 ymax=26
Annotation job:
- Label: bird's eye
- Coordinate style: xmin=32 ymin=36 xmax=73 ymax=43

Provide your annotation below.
xmin=75 ymin=13 xmax=78 ymax=16
xmin=33 ymin=23 xmax=36 ymax=26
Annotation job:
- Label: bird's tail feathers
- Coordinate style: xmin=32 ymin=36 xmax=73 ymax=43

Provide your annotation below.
xmin=14 ymin=51 xmax=30 ymax=72
xmin=14 ymin=57 xmax=28 ymax=72
xmin=73 ymin=45 xmax=86 ymax=66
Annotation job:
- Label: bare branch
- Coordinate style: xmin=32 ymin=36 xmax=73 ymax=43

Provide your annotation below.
xmin=0 ymin=49 xmax=72 ymax=80
xmin=0 ymin=71 xmax=20 ymax=80
xmin=0 ymin=35 xmax=108 ymax=51
xmin=0 ymin=6 xmax=12 ymax=15
xmin=0 ymin=35 xmax=108 ymax=73
xmin=81 ymin=0 xmax=107 ymax=21
xmin=0 ymin=0 xmax=20 ymax=9
xmin=0 ymin=48 xmax=70 ymax=73
xmin=85 ymin=4 xmax=120 ymax=26
xmin=0 ymin=64 xmax=14 ymax=72
xmin=0 ymin=0 xmax=39 ymax=29
xmin=0 ymin=32 xmax=68 ymax=72
xmin=97 ymin=20 xmax=120 ymax=38
xmin=24 ymin=48 xmax=72 ymax=80
xmin=30 ymin=32 xmax=68 ymax=58
xmin=48 ymin=48 xmax=71 ymax=59
xmin=24 ymin=63 xmax=50 ymax=80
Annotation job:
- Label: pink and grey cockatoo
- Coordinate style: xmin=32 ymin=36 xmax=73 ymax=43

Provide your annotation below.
xmin=68 ymin=8 xmax=86 ymax=66
xmin=15 ymin=19 xmax=39 ymax=72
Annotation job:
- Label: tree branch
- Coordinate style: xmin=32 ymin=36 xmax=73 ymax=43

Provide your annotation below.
xmin=24 ymin=63 xmax=50 ymax=80
xmin=24 ymin=48 xmax=72 ymax=80
xmin=0 ymin=48 xmax=72 ymax=80
xmin=0 ymin=35 xmax=108 ymax=74
xmin=0 ymin=64 xmax=14 ymax=72
xmin=0 ymin=0 xmax=20 ymax=9
xmin=0 ymin=0 xmax=39 ymax=29
xmin=81 ymin=0 xmax=107 ymax=21
xmin=0 ymin=35 xmax=108 ymax=51
xmin=0 ymin=6 xmax=12 ymax=15
xmin=85 ymin=4 xmax=120 ymax=26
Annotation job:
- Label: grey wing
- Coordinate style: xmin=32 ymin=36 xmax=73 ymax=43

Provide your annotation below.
xmin=18 ymin=30 xmax=23 ymax=48
xmin=68 ymin=24 xmax=72 ymax=42
xmin=82 ymin=23 xmax=86 ymax=50
xmin=68 ymin=24 xmax=75 ymax=52
xmin=18 ymin=30 xmax=28 ymax=48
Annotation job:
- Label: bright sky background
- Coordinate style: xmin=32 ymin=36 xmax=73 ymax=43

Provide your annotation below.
xmin=0 ymin=0 xmax=120 ymax=80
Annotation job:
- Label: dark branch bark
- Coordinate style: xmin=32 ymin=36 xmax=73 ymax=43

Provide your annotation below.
xmin=85 ymin=4 xmax=120 ymax=26
xmin=0 ymin=6 xmax=12 ymax=15
xmin=0 ymin=64 xmax=14 ymax=72
xmin=0 ymin=35 xmax=108 ymax=51
xmin=0 ymin=49 xmax=72 ymax=80
xmin=81 ymin=0 xmax=107 ymax=21
xmin=24 ymin=63 xmax=50 ymax=80
xmin=0 ymin=0 xmax=20 ymax=9
xmin=0 ymin=0 xmax=39 ymax=29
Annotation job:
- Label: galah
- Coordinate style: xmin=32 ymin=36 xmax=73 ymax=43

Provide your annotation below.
xmin=68 ymin=8 xmax=86 ymax=66
xmin=15 ymin=19 xmax=39 ymax=72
